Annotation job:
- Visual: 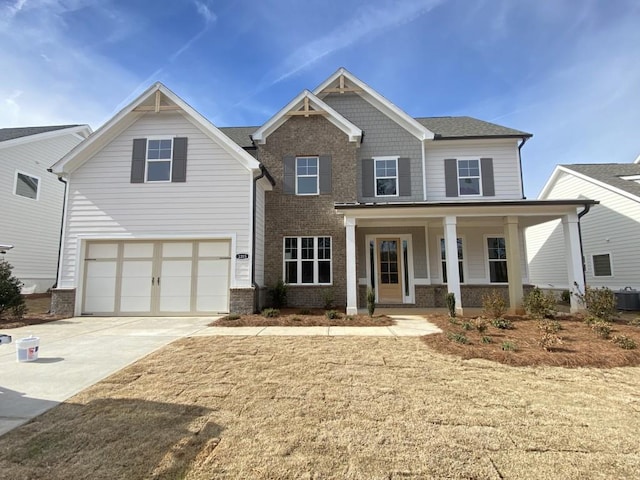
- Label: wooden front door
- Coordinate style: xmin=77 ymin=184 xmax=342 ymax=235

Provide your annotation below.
xmin=377 ymin=238 xmax=403 ymax=303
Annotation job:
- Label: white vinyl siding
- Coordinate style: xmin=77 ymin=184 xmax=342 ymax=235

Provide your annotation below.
xmin=254 ymin=182 xmax=266 ymax=286
xmin=60 ymin=113 xmax=253 ymax=289
xmin=425 ymin=138 xmax=522 ymax=200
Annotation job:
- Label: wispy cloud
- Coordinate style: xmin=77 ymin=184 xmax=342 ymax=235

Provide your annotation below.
xmin=193 ymin=0 xmax=217 ymax=24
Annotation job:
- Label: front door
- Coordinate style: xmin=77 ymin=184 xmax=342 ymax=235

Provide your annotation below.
xmin=377 ymin=238 xmax=403 ymax=303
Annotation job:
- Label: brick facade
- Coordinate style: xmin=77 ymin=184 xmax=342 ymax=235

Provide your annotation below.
xmin=229 ymin=288 xmax=256 ymax=314
xmin=50 ymin=288 xmax=76 ymax=317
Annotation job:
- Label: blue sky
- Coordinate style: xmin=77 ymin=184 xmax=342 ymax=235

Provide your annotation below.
xmin=1 ymin=0 xmax=639 ymax=196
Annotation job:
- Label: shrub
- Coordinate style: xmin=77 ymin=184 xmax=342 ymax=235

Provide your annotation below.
xmin=447 ymin=332 xmax=468 ymax=344
xmin=481 ymin=335 xmax=492 ymax=344
xmin=225 ymin=313 xmax=241 ymax=321
xmin=345 ymin=315 xmax=355 ymax=321
xmin=366 ymin=288 xmax=376 ymax=317
xmin=538 ymin=319 xmax=561 ymax=334
xmin=492 ymin=318 xmax=513 ymax=330
xmin=473 ymin=318 xmax=488 ymax=334
xmin=261 ymin=308 xmax=280 ymax=318
xmin=523 ymin=287 xmax=557 ymax=319
xmin=501 ymin=341 xmax=517 ymax=351
xmin=591 ymin=320 xmax=612 ymax=339
xmin=612 ymin=335 xmax=637 ymax=350
xmin=299 ymin=308 xmax=311 ymax=315
xmin=0 ymin=260 xmax=25 ymax=320
xmin=269 ymin=280 xmax=288 ymax=308
xmin=321 ymin=288 xmax=335 ymax=309
xmin=446 ymin=292 xmax=456 ymax=318
xmin=291 ymin=316 xmax=302 ymax=322
xmin=325 ymin=310 xmax=341 ymax=320
xmin=461 ymin=321 xmax=473 ymax=331
xmin=628 ymin=317 xmax=640 ymax=327
xmin=538 ymin=321 xmax=563 ymax=351
xmin=575 ymin=284 xmax=617 ymax=323
xmin=482 ymin=290 xmax=507 ymax=320
xmin=561 ymin=290 xmax=571 ymax=303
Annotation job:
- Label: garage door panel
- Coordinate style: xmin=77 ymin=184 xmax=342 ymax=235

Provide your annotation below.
xmin=84 ymin=261 xmax=116 ymax=313
xmin=159 ymin=260 xmax=192 ymax=312
xmin=197 ymin=259 xmax=230 ymax=312
xmin=199 ymin=241 xmax=230 ymax=257
xmin=120 ymin=260 xmax=153 ymax=312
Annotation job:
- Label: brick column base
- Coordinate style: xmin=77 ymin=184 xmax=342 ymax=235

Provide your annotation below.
xmin=229 ymin=288 xmax=257 ymax=314
xmin=50 ymin=288 xmax=76 ymax=317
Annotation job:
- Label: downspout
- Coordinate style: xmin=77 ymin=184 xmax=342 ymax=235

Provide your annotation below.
xmin=577 ymin=203 xmax=592 ymax=288
xmin=47 ymin=168 xmax=67 ymax=290
xmin=517 ymin=137 xmax=528 ymax=199
xmin=252 ymin=163 xmax=275 ymax=312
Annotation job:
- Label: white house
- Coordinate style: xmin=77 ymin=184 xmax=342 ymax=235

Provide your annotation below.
xmin=527 ymin=158 xmax=640 ymax=293
xmin=1 ymin=125 xmax=91 ymax=292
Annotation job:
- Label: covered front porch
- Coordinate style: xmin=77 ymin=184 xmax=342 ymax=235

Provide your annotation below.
xmin=338 ymin=200 xmax=596 ymax=316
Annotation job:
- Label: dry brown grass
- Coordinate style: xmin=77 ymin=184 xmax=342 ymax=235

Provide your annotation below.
xmin=0 ymin=294 xmax=66 ymax=329
xmin=1 ymin=337 xmax=639 ymax=479
xmin=423 ymin=313 xmax=640 ymax=368
xmin=213 ymin=308 xmax=394 ymax=327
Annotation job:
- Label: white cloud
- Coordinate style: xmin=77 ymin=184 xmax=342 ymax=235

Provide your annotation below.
xmin=193 ymin=0 xmax=217 ymax=24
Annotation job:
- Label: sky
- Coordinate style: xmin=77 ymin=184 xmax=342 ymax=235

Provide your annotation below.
xmin=1 ymin=0 xmax=639 ymax=196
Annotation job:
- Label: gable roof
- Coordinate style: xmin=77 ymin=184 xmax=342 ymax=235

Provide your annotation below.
xmin=51 ymin=83 xmax=260 ymax=175
xmin=416 ymin=116 xmax=531 ymax=139
xmin=0 ymin=125 xmax=91 ymax=151
xmin=251 ymin=90 xmax=362 ymax=144
xmin=0 ymin=125 xmax=82 ymax=143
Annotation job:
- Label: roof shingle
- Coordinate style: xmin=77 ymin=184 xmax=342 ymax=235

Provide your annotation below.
xmin=0 ymin=125 xmax=81 ymax=143
xmin=562 ymin=163 xmax=640 ymax=200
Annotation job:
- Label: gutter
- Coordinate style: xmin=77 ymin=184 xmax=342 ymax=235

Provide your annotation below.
xmin=47 ymin=168 xmax=67 ymax=289
xmin=577 ymin=203 xmax=592 ymax=287
xmin=251 ymin=163 xmax=275 ymax=311
xmin=517 ymin=137 xmax=528 ymax=199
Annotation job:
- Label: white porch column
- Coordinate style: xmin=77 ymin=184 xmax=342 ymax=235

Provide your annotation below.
xmin=562 ymin=213 xmax=585 ymax=313
xmin=443 ymin=216 xmax=463 ymax=315
xmin=345 ymin=216 xmax=358 ymax=315
xmin=504 ymin=216 xmax=525 ymax=314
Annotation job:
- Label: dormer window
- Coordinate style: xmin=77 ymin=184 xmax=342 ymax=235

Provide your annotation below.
xmin=458 ymin=159 xmax=481 ymax=195
xmin=375 ymin=157 xmax=398 ymax=197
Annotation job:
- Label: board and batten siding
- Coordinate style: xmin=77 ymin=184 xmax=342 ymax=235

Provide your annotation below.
xmin=322 ymin=93 xmax=424 ymax=202
xmin=1 ymin=133 xmax=84 ymax=291
xmin=526 ymin=171 xmax=640 ymax=290
xmin=59 ymin=113 xmax=253 ymax=289
xmin=425 ymin=138 xmax=522 ymax=200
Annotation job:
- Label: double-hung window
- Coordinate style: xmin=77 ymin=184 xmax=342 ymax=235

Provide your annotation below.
xmin=284 ymin=236 xmax=331 ymax=284
xmin=296 ymin=157 xmax=318 ymax=195
xmin=487 ymin=237 xmax=508 ymax=283
xmin=458 ymin=159 xmax=481 ymax=195
xmin=14 ymin=171 xmax=39 ymax=200
xmin=440 ymin=238 xmax=464 ymax=283
xmin=146 ymin=138 xmax=173 ymax=182
xmin=375 ymin=157 xmax=398 ymax=197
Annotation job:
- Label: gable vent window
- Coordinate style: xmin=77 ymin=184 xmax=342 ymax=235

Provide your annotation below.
xmin=14 ymin=171 xmax=40 ymax=200
xmin=592 ymin=253 xmax=612 ymax=277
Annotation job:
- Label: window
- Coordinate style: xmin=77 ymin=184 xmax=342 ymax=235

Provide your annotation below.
xmin=592 ymin=253 xmax=612 ymax=277
xmin=146 ymin=138 xmax=173 ymax=182
xmin=375 ymin=157 xmax=398 ymax=196
xmin=440 ymin=238 xmax=464 ymax=283
xmin=15 ymin=172 xmax=39 ymax=200
xmin=487 ymin=237 xmax=508 ymax=283
xmin=284 ymin=236 xmax=331 ymax=284
xmin=296 ymin=157 xmax=318 ymax=195
xmin=458 ymin=159 xmax=481 ymax=195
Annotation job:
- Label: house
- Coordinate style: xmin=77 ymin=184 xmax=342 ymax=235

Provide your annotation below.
xmin=50 ymin=68 xmax=593 ymax=317
xmin=1 ymin=125 xmax=91 ymax=293
xmin=526 ymin=158 xmax=640 ymax=293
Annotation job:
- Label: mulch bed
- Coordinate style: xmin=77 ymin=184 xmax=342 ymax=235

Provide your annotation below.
xmin=422 ymin=313 xmax=640 ymax=368
xmin=212 ymin=308 xmax=394 ymax=327
xmin=0 ymin=314 xmax=67 ymax=329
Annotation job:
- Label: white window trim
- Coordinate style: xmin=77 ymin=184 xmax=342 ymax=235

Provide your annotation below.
xmin=457 ymin=157 xmax=482 ymax=197
xmin=14 ymin=170 xmax=41 ymax=201
xmin=438 ymin=235 xmax=467 ymax=284
xmin=365 ymin=234 xmax=415 ymax=303
xmin=374 ymin=156 xmax=399 ymax=198
xmin=295 ymin=156 xmax=319 ymax=196
xmin=591 ymin=252 xmax=613 ymax=278
xmin=484 ymin=234 xmax=508 ymax=284
xmin=145 ymin=136 xmax=174 ymax=183
xmin=283 ymin=236 xmax=332 ymax=285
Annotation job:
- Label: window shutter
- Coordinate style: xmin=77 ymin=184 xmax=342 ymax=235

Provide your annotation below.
xmin=319 ymin=155 xmax=332 ymax=194
xmin=131 ymin=139 xmax=147 ymax=183
xmin=444 ymin=158 xmax=458 ymax=197
xmin=398 ymin=157 xmax=411 ymax=196
xmin=172 ymin=137 xmax=188 ymax=182
xmin=481 ymin=158 xmax=495 ymax=196
xmin=362 ymin=158 xmax=374 ymax=197
xmin=283 ymin=156 xmax=295 ymax=194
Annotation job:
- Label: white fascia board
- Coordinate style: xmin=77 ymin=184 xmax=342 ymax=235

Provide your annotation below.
xmin=0 ymin=125 xmax=92 ymax=151
xmin=252 ymin=90 xmax=362 ymax=144
xmin=548 ymin=165 xmax=640 ymax=204
xmin=313 ymin=67 xmax=435 ymax=141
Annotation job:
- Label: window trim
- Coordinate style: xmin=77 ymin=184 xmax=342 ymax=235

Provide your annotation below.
xmin=484 ymin=235 xmax=509 ymax=284
xmin=295 ymin=156 xmax=319 ymax=196
xmin=374 ymin=156 xmax=399 ymax=198
xmin=145 ymin=136 xmax=174 ymax=183
xmin=14 ymin=170 xmax=41 ymax=201
xmin=457 ymin=157 xmax=482 ymax=197
xmin=283 ymin=236 xmax=332 ymax=285
xmin=591 ymin=252 xmax=613 ymax=278
xmin=438 ymin=235 xmax=466 ymax=284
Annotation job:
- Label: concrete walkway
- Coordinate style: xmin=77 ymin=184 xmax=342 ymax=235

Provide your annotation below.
xmin=0 ymin=314 xmax=440 ymax=437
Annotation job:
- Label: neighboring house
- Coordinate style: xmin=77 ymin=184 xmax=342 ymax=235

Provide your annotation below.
xmin=50 ymin=69 xmax=593 ymax=317
xmin=527 ymin=159 xmax=640 ymax=293
xmin=1 ymin=125 xmax=91 ymax=293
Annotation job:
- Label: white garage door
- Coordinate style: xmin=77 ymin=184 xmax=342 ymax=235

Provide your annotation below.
xmin=82 ymin=240 xmax=230 ymax=316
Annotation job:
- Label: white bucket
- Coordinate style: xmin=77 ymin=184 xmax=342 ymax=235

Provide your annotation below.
xmin=16 ymin=336 xmax=39 ymax=362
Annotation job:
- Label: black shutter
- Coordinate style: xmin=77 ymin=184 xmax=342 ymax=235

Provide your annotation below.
xmin=362 ymin=158 xmax=374 ymax=197
xmin=172 ymin=137 xmax=188 ymax=182
xmin=319 ymin=155 xmax=332 ymax=194
xmin=444 ymin=158 xmax=458 ymax=197
xmin=283 ymin=156 xmax=295 ymax=194
xmin=398 ymin=157 xmax=411 ymax=196
xmin=131 ymin=139 xmax=147 ymax=183
xmin=481 ymin=158 xmax=495 ymax=196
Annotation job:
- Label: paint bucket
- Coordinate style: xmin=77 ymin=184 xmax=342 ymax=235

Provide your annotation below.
xmin=16 ymin=336 xmax=39 ymax=362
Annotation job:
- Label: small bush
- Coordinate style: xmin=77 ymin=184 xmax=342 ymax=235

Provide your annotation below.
xmin=448 ymin=316 xmax=459 ymax=325
xmin=225 ymin=313 xmax=241 ymax=321
xmin=291 ymin=316 xmax=302 ymax=322
xmin=461 ymin=321 xmax=473 ymax=331
xmin=538 ymin=319 xmax=561 ymax=334
xmin=321 ymin=288 xmax=335 ymax=309
xmin=628 ymin=317 xmax=640 ymax=327
xmin=523 ymin=287 xmax=557 ymax=319
xmin=561 ymin=290 xmax=571 ymax=303
xmin=473 ymin=318 xmax=488 ymax=334
xmin=0 ymin=260 xmax=25 ymax=320
xmin=299 ymin=308 xmax=311 ymax=315
xmin=612 ymin=335 xmax=637 ymax=350
xmin=481 ymin=335 xmax=492 ymax=344
xmin=501 ymin=341 xmax=517 ymax=351
xmin=447 ymin=332 xmax=468 ymax=344
xmin=591 ymin=320 xmax=612 ymax=339
xmin=366 ymin=288 xmax=376 ymax=317
xmin=482 ymin=290 xmax=507 ymax=320
xmin=325 ymin=310 xmax=341 ymax=320
xmin=575 ymin=285 xmax=617 ymax=323
xmin=345 ymin=315 xmax=355 ymax=321
xmin=269 ymin=280 xmax=288 ymax=308
xmin=539 ymin=332 xmax=563 ymax=351
xmin=261 ymin=308 xmax=280 ymax=318
xmin=492 ymin=318 xmax=513 ymax=330
xmin=446 ymin=292 xmax=456 ymax=318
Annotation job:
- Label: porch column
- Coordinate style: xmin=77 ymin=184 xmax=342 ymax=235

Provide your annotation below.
xmin=443 ymin=216 xmax=463 ymax=315
xmin=562 ymin=213 xmax=585 ymax=313
xmin=504 ymin=216 xmax=525 ymax=314
xmin=345 ymin=216 xmax=358 ymax=315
